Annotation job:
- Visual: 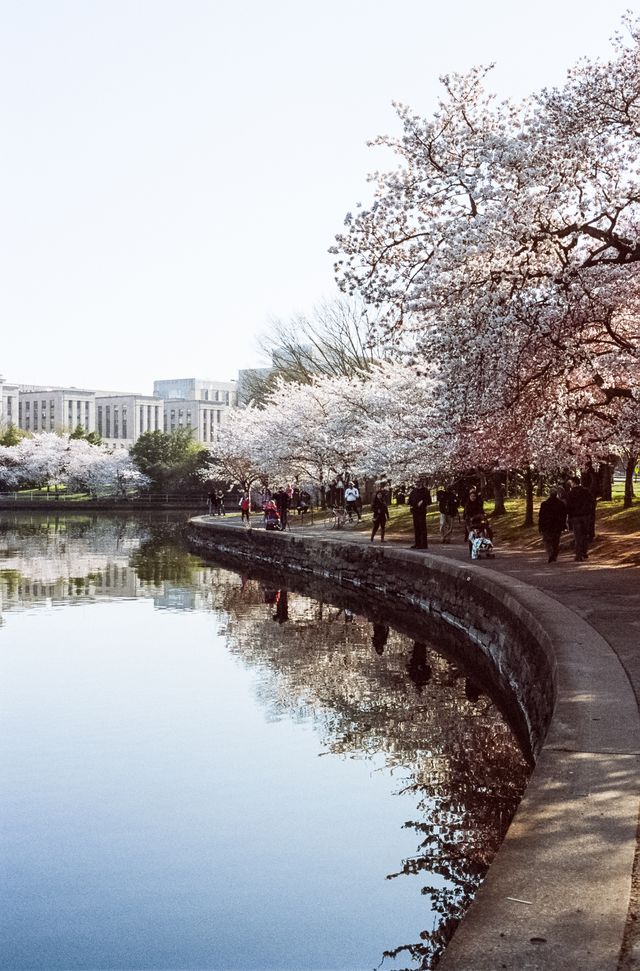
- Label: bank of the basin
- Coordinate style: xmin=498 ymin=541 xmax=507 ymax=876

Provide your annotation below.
xmin=186 ymin=516 xmax=640 ymax=971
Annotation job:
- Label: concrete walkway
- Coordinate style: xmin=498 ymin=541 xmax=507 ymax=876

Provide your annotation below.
xmin=196 ymin=513 xmax=640 ymax=969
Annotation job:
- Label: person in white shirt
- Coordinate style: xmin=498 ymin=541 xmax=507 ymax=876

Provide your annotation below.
xmin=344 ymin=483 xmax=360 ymax=522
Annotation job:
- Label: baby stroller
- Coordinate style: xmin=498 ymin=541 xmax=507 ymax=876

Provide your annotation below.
xmin=263 ymin=499 xmax=282 ymax=531
xmin=467 ymin=515 xmax=495 ymax=560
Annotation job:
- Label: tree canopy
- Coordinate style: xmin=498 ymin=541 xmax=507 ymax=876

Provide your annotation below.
xmin=130 ymin=427 xmax=213 ymax=493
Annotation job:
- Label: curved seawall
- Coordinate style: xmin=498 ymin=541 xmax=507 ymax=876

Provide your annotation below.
xmin=187 ymin=517 xmax=640 ymax=971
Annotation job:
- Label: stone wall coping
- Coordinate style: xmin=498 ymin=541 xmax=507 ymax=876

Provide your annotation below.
xmin=188 ymin=517 xmax=640 ymax=971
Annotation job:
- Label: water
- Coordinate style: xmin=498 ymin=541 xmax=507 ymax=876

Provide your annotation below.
xmin=0 ymin=512 xmax=529 ymax=971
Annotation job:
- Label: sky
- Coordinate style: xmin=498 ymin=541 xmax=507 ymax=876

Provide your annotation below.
xmin=0 ymin=0 xmax=636 ymax=394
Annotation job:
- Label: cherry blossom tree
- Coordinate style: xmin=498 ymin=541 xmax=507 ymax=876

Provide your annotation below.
xmin=331 ymin=17 xmax=640 ymax=474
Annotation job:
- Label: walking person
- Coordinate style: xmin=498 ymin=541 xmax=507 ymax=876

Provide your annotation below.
xmin=437 ymin=486 xmax=458 ymax=544
xmin=217 ymin=489 xmax=226 ymax=516
xmin=370 ymin=489 xmax=389 ymax=543
xmin=239 ymin=494 xmax=251 ymax=527
xmin=207 ymin=489 xmax=216 ymax=516
xmin=566 ymin=477 xmax=594 ymax=561
xmin=408 ymin=480 xmax=431 ymax=549
xmin=581 ymin=460 xmax=599 ymax=541
xmin=538 ymin=487 xmax=567 ymax=563
xmin=274 ymin=487 xmax=290 ymax=530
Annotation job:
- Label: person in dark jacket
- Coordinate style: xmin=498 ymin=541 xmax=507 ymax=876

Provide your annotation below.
xmin=538 ymin=488 xmax=567 ymax=562
xmin=566 ymin=477 xmax=596 ymax=562
xmin=408 ymin=481 xmax=431 ymax=549
xmin=463 ymin=488 xmax=484 ymax=539
xmin=274 ymin=488 xmax=290 ymax=530
xmin=370 ymin=490 xmax=389 ymax=543
xmin=581 ymin=461 xmax=599 ymax=541
xmin=437 ymin=486 xmax=459 ymax=544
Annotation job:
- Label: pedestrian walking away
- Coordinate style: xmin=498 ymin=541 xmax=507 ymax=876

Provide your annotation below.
xmin=538 ymin=487 xmax=567 ymax=562
xmin=566 ymin=477 xmax=595 ymax=561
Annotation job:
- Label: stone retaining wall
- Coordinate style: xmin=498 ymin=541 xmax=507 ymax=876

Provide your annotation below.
xmin=186 ymin=519 xmax=557 ymax=758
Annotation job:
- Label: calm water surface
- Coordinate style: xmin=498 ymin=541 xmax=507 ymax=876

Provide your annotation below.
xmin=0 ymin=512 xmax=529 ymax=971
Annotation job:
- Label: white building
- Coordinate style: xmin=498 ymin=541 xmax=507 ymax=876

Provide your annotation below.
xmin=161 ymin=398 xmax=227 ymax=444
xmin=15 ymin=386 xmax=95 ymax=435
xmin=1 ymin=375 xmax=240 ymax=447
xmin=95 ymin=394 xmax=162 ymax=448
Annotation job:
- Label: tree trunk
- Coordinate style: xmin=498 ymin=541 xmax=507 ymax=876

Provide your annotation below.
xmin=492 ymin=472 xmax=506 ymax=515
xmin=536 ymin=474 xmax=545 ymax=498
xmin=523 ymin=467 xmax=534 ymax=528
xmin=624 ymin=454 xmax=637 ymax=508
xmin=599 ymin=462 xmax=613 ymax=501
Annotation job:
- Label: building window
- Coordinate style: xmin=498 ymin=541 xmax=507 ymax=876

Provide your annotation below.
xmin=113 ymin=406 xmax=119 ymax=439
xmin=105 ymin=406 xmax=111 ymax=438
xmin=97 ymin=406 xmax=103 ymax=436
xmin=33 ymin=412 xmax=38 ymax=430
xmin=122 ymin=406 xmax=127 ymax=439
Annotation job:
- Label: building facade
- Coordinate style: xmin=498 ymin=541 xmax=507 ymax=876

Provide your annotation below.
xmin=95 ymin=395 xmax=162 ymax=448
xmin=153 ymin=378 xmax=237 ymax=407
xmin=1 ymin=376 xmax=240 ymax=447
xmin=16 ymin=386 xmax=95 ymax=435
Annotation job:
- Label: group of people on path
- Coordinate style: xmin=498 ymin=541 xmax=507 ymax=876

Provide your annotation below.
xmin=207 ymin=489 xmax=226 ymax=516
xmin=538 ymin=475 xmax=597 ymax=563
xmin=215 ymin=467 xmax=602 ymax=566
xmin=236 ymin=485 xmax=313 ymax=530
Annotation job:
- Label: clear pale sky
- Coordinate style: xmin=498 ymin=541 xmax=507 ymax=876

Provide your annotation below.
xmin=0 ymin=0 xmax=634 ymax=394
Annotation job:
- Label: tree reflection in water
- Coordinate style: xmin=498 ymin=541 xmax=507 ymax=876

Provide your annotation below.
xmin=208 ymin=572 xmax=530 ymax=971
xmin=0 ymin=512 xmax=531 ymax=970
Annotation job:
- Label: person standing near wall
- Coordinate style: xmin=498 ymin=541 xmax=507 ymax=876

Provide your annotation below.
xmin=408 ymin=480 xmax=431 ymax=549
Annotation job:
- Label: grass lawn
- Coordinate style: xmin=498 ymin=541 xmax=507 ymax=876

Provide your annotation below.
xmin=378 ymin=484 xmax=640 ymax=566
